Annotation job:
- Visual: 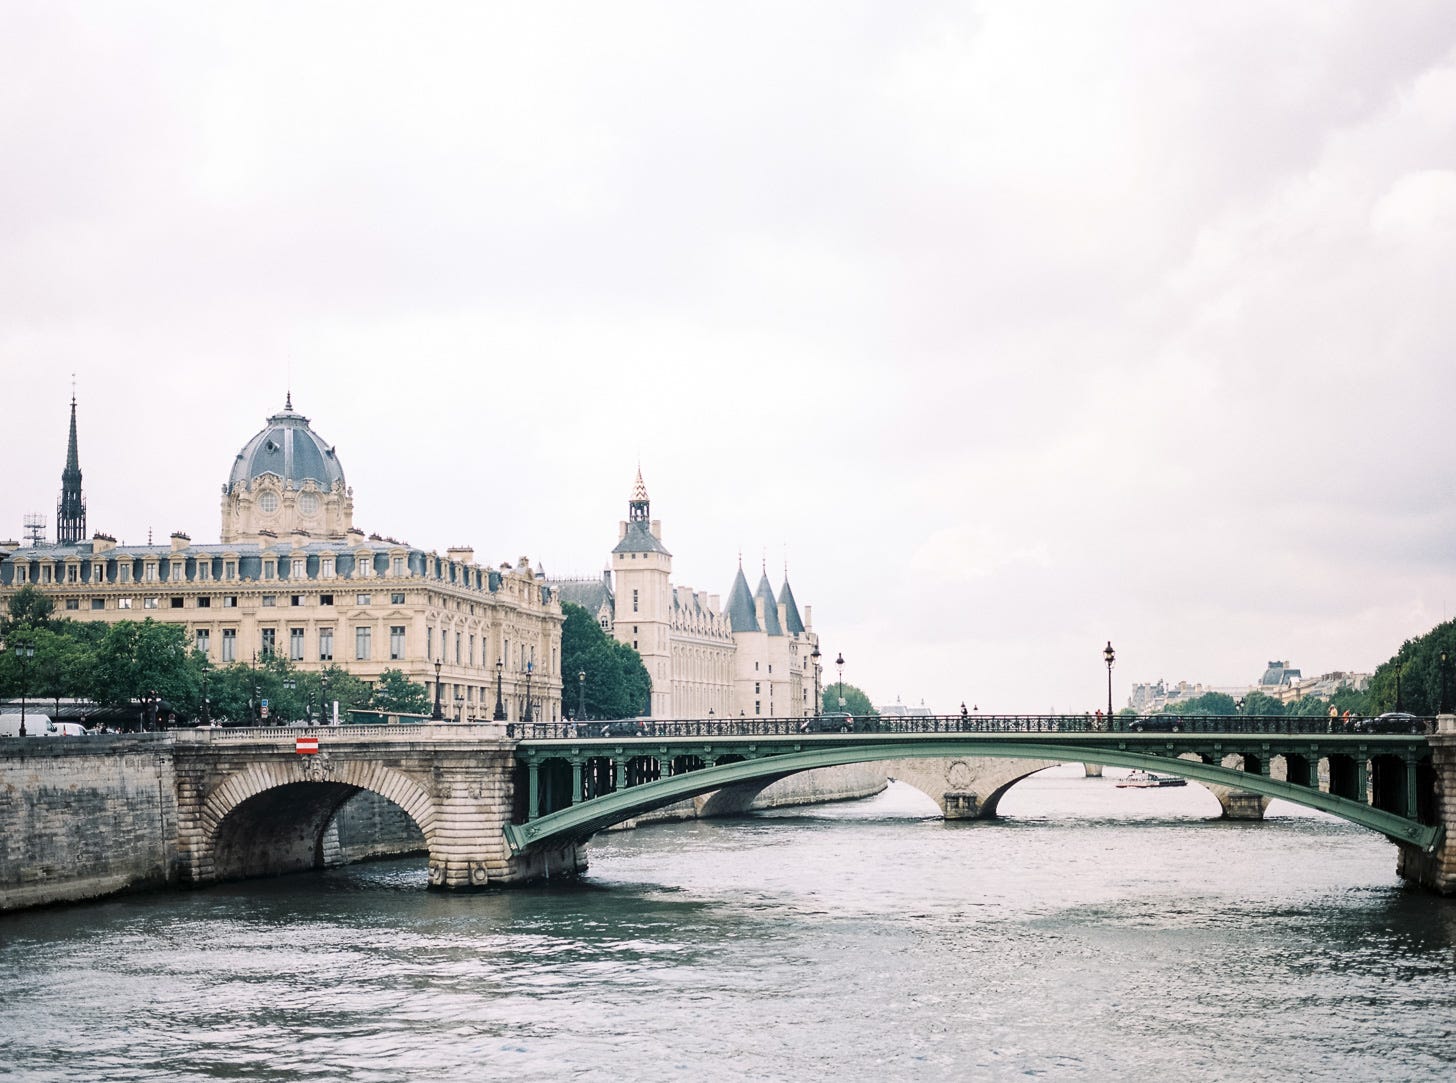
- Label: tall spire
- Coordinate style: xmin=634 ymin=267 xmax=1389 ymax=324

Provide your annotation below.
xmin=629 ymin=465 xmax=650 ymax=523
xmin=56 ymin=390 xmax=86 ymax=544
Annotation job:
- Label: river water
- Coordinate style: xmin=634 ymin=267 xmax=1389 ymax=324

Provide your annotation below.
xmin=2 ymin=766 xmax=1453 ymax=1082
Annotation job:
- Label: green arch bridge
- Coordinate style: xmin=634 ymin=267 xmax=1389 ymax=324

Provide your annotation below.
xmin=503 ymin=714 xmax=1443 ymax=856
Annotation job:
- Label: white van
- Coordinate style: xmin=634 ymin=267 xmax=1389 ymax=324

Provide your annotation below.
xmin=0 ymin=713 xmax=53 ymax=737
xmin=48 ymin=722 xmax=89 ymax=737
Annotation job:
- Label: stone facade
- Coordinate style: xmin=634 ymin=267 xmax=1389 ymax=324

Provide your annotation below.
xmin=0 ymin=396 xmax=563 ymax=723
xmin=550 ymin=470 xmax=820 ymax=720
xmin=1396 ymin=717 xmax=1456 ymax=894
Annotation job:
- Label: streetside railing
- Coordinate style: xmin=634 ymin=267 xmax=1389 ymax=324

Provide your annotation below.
xmin=506 ymin=713 xmax=1437 ymax=740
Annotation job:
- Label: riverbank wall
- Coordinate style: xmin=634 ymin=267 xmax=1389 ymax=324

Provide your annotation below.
xmin=0 ymin=736 xmax=179 ymax=911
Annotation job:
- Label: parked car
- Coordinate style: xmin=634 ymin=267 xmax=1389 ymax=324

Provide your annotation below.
xmin=1353 ymin=712 xmax=1427 ymax=735
xmin=1126 ymin=716 xmax=1185 ymax=733
xmin=802 ymin=713 xmax=858 ymax=733
xmin=598 ymin=720 xmax=645 ymax=737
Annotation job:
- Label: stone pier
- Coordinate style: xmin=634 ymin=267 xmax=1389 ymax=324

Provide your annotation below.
xmin=1396 ymin=715 xmax=1455 ymax=895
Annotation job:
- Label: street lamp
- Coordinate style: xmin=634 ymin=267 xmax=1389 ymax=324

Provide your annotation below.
xmin=282 ymin=677 xmax=295 ymax=725
xmin=432 ymin=658 xmax=444 ymax=721
xmin=12 ymin=639 xmax=35 ymax=736
xmin=454 ymin=692 xmax=465 ymax=723
xmin=523 ymin=660 xmax=534 ymax=723
xmin=810 ymin=644 xmax=822 ymax=716
xmin=1103 ymin=641 xmax=1115 ymax=725
xmin=577 ymin=670 xmax=586 ymax=722
xmin=320 ymin=670 xmax=332 ymax=726
xmin=145 ymin=689 xmax=160 ymax=732
xmin=493 ymin=658 xmax=506 ymax=721
xmin=201 ymin=671 xmax=211 ymax=726
xmin=835 ymin=652 xmax=846 ymax=709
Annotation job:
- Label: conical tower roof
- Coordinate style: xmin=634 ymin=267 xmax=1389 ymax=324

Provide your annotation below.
xmin=756 ymin=569 xmax=783 ymax=636
xmin=725 ymin=562 xmax=759 ymax=632
xmin=778 ymin=576 xmax=805 ymax=635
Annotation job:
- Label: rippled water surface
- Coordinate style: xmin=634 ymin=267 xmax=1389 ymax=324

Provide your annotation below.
xmin=2 ymin=768 xmax=1453 ymax=1081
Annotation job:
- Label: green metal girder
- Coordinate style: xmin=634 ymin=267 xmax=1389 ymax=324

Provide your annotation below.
xmin=503 ymin=735 xmax=1441 ymax=855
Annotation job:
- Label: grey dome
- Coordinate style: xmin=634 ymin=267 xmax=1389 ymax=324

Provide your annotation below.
xmin=228 ymin=398 xmax=345 ymax=491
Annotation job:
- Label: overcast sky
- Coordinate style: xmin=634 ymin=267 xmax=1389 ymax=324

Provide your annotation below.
xmin=3 ymin=2 xmax=1455 ymax=713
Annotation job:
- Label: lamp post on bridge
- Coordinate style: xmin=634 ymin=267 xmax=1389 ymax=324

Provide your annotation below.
xmin=431 ymin=659 xmax=444 ymax=721
xmin=1103 ymin=641 xmax=1116 ymax=728
xmin=493 ymin=659 xmax=507 ymax=722
xmin=835 ymin=652 xmax=846 ymax=710
xmin=810 ymin=644 xmax=822 ymax=716
xmin=577 ymin=669 xmax=586 ymax=723
xmin=454 ymin=692 xmax=465 ymax=724
xmin=522 ymin=661 xmax=534 ymax=723
xmin=10 ymin=638 xmax=35 ymax=736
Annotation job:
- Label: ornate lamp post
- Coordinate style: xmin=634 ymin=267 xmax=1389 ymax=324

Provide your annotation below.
xmin=145 ymin=689 xmax=160 ymax=731
xmin=1103 ymin=641 xmax=1116 ymax=726
xmin=201 ymin=670 xmax=211 ymax=726
xmin=320 ymin=670 xmax=332 ymax=726
xmin=577 ymin=670 xmax=586 ymax=722
xmin=835 ymin=652 xmax=846 ymax=710
xmin=523 ymin=661 xmax=534 ymax=723
xmin=432 ymin=658 xmax=444 ymax=721
xmin=810 ymin=644 xmax=822 ymax=716
xmin=12 ymin=639 xmax=35 ymax=736
xmin=493 ymin=658 xmax=506 ymax=721
xmin=454 ymin=692 xmax=465 ymax=723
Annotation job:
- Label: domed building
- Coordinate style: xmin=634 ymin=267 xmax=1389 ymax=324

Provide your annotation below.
xmin=0 ymin=396 xmax=563 ymax=723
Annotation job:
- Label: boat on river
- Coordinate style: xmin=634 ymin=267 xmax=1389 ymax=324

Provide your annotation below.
xmin=1115 ymin=770 xmax=1188 ymax=789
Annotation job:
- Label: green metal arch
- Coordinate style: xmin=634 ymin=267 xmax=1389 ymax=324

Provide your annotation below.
xmin=503 ymin=740 xmax=1441 ymax=854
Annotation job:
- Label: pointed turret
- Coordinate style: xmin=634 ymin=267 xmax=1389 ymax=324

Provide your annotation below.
xmin=755 ymin=567 xmax=784 ymax=636
xmin=56 ymin=393 xmax=86 ymax=544
xmin=778 ymin=575 xmax=805 ymax=635
xmin=725 ymin=560 xmax=759 ymax=632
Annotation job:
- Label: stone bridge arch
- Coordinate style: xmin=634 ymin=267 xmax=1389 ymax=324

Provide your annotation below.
xmin=188 ymin=756 xmax=438 ymax=885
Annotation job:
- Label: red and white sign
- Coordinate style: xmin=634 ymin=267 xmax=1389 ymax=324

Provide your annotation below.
xmin=295 ymin=736 xmax=319 ymax=755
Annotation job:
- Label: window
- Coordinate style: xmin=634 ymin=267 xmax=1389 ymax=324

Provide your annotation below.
xmin=390 ymin=626 xmax=406 ymax=660
xmin=390 ymin=592 xmax=404 ymax=605
xmin=119 ymin=565 xmax=131 ymax=583
xmin=299 ymin=492 xmax=319 ymax=516
xmin=291 ymin=595 xmax=304 ymax=606
xmin=291 ymin=559 xmax=305 ymax=577
xmin=144 ymin=563 xmax=157 ymax=582
xmin=222 ymin=628 xmax=236 ymax=662
xmin=356 ymin=594 xmax=372 ymax=606
xmin=319 ymin=593 xmax=333 ymax=606
xmin=260 ymin=628 xmax=276 ymax=657
xmin=259 ymin=491 xmax=278 ymax=513
xmin=262 ymin=595 xmax=276 ymax=607
xmin=391 ymin=557 xmax=403 ymax=576
xmin=225 ymin=562 xmax=236 ymax=580
xmin=14 ymin=566 xmax=27 ymax=584
xmin=170 ymin=562 xmax=184 ymax=582
xmin=755 ymin=700 xmax=761 ymax=715
xmin=289 ymin=628 xmax=304 ymax=661
xmin=65 ymin=597 xmax=79 ymax=610
xmin=427 ymin=627 xmax=434 ymax=659
xmin=170 ymin=597 xmax=184 ymax=608
xmin=319 ymin=628 xmax=334 ymax=661
xmin=633 ymin=588 xmax=639 ymax=612
xmin=66 ymin=565 xmax=78 ymax=583
xmin=469 ymin=634 xmax=476 ymax=666
xmin=358 ymin=557 xmax=373 ymax=577
xmin=455 ymin=632 xmax=462 ymax=665
xmin=90 ymin=598 xmax=104 ymax=610
xmin=223 ymin=595 xmax=237 ymax=608
xmin=143 ymin=597 xmax=159 ymax=609
xmin=263 ymin=561 xmax=275 ymax=580
xmin=197 ymin=562 xmax=210 ymax=582
xmin=355 ymin=627 xmax=372 ymax=660
xmin=755 ymin=682 xmax=761 ymax=695
xmin=321 ymin=558 xmax=335 ymax=578
xmin=196 ymin=629 xmax=210 ymax=655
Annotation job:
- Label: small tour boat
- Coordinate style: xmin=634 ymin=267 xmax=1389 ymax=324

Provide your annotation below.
xmin=1115 ymin=770 xmax=1188 ymax=789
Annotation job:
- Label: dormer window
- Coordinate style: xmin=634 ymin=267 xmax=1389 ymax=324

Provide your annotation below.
xmin=321 ymin=558 xmax=335 ymax=578
xmin=259 ymin=491 xmax=279 ymax=513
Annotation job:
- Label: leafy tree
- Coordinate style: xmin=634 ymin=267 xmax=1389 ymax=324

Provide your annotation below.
xmin=1368 ymin=618 xmax=1456 ymax=715
xmin=1328 ymin=684 xmax=1369 ymax=717
xmin=1239 ymin=690 xmax=1284 ymax=717
xmin=1 ymin=585 xmax=57 ymax=638
xmin=821 ymin=682 xmax=878 ymax=717
xmin=86 ymin=619 xmax=197 ymax=717
xmin=559 ymin=602 xmax=652 ymax=720
xmin=1161 ymin=691 xmax=1236 ymax=715
xmin=373 ymin=668 xmax=430 ymax=715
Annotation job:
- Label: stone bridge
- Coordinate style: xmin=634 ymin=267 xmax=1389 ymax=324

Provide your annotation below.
xmin=6 ymin=714 xmax=1452 ymax=910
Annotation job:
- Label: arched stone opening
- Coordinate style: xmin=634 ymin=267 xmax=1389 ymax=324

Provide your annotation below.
xmin=212 ymin=780 xmax=365 ymax=881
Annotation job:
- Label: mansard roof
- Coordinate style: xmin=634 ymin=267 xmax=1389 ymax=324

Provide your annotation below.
xmin=724 ymin=564 xmax=759 ymax=632
xmin=755 ymin=572 xmax=783 ymax=636
xmin=554 ymin=577 xmax=615 ymax=616
xmin=778 ymin=577 xmax=805 ymax=634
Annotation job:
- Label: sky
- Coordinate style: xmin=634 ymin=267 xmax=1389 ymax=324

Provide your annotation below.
xmin=3 ymin=2 xmax=1455 ymax=713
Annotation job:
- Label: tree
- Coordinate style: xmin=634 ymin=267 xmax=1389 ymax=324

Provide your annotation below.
xmin=1367 ymin=618 xmax=1456 ymax=715
xmin=1161 ymin=691 xmax=1237 ymax=715
xmin=558 ymin=603 xmax=652 ymax=719
xmin=821 ymin=682 xmax=878 ymax=717
xmin=1239 ymin=690 xmax=1284 ymax=717
xmin=1 ymin=584 xmax=57 ymax=638
xmin=373 ymin=668 xmax=431 ymax=715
